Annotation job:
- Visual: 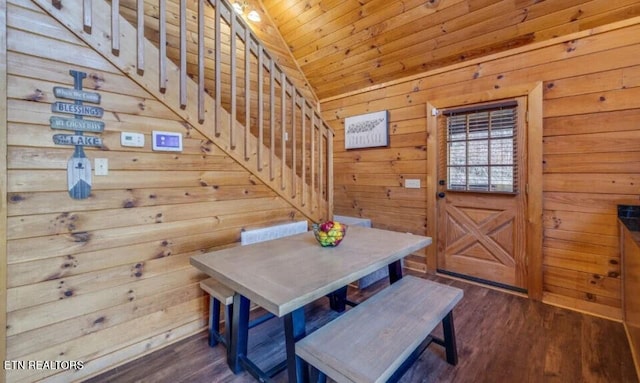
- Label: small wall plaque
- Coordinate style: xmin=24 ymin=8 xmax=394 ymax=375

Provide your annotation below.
xmin=50 ymin=116 xmax=105 ymax=132
xmin=53 ymin=87 xmax=101 ymax=104
xmin=52 ymin=101 xmax=104 ymax=118
xmin=53 ymin=134 xmax=103 ymax=147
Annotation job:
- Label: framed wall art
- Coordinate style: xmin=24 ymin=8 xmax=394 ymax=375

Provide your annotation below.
xmin=344 ymin=110 xmax=389 ymax=149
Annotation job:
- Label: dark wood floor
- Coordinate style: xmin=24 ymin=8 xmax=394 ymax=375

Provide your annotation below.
xmin=87 ymin=273 xmax=638 ymax=383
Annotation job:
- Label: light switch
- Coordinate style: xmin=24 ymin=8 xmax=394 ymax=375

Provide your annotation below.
xmin=95 ymin=158 xmax=108 ymax=176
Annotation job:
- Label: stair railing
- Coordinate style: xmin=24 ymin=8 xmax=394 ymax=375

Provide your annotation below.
xmin=43 ymin=0 xmax=334 ymax=223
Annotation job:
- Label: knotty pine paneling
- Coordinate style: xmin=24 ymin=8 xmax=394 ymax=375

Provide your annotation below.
xmin=544 ymin=152 xmax=640 ymax=174
xmin=266 ymin=0 xmax=640 ymax=99
xmin=0 ymin=0 xmax=8 ymax=372
xmin=544 ymin=109 xmax=640 ymax=137
xmin=543 ymin=191 xmax=640 ymax=215
xmin=321 ymin=19 xmax=640 ymax=319
xmin=3 ymin=2 xmax=303 ymax=382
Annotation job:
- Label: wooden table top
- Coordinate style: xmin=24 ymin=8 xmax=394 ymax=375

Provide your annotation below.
xmin=190 ymin=226 xmax=432 ymax=316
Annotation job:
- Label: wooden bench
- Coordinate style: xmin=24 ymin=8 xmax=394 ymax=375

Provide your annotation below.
xmin=295 ymin=276 xmax=463 ymax=383
xmin=201 ymin=276 xmax=278 ymax=347
xmin=199 ymin=277 xmax=234 ymax=347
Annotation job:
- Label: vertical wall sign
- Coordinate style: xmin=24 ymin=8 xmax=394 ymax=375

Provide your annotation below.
xmin=50 ymin=70 xmax=104 ymax=200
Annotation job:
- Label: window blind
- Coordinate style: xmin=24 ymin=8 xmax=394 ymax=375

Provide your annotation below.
xmin=444 ymin=100 xmax=519 ymax=193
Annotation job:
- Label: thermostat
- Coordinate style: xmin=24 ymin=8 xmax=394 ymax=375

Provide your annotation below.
xmin=121 ymin=132 xmax=145 ymax=147
xmin=152 ymin=131 xmax=182 ymax=152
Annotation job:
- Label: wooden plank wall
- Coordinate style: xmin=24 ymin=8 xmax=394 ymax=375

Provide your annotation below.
xmin=1 ymin=0 xmax=9 ymax=377
xmin=321 ymin=18 xmax=640 ymax=319
xmin=3 ymin=1 xmax=303 ymax=381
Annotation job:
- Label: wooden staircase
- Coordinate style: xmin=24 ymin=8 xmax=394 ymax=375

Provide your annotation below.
xmin=33 ymin=0 xmax=333 ymax=223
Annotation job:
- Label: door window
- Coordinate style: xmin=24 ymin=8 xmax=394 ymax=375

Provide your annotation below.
xmin=444 ymin=100 xmax=519 ymax=193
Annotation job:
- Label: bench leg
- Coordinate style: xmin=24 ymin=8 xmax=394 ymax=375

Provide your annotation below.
xmin=208 ymin=296 xmax=221 ymax=347
xmin=442 ymin=311 xmax=458 ymax=365
xmin=388 ymin=259 xmax=403 ymax=284
xmin=327 ymin=286 xmax=347 ymax=312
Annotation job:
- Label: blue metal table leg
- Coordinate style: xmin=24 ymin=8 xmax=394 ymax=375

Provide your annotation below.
xmin=224 ymin=302 xmax=233 ymax=360
xmin=442 ymin=311 xmax=459 ymax=365
xmin=284 ymin=307 xmax=309 ymax=383
xmin=228 ymin=293 xmax=250 ymax=374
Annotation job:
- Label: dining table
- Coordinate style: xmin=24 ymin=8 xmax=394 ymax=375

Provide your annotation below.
xmin=190 ymin=225 xmax=432 ymax=383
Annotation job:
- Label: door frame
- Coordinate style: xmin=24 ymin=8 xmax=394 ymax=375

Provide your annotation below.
xmin=426 ymin=82 xmax=543 ymax=300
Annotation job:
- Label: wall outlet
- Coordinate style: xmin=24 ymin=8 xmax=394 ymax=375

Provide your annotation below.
xmin=95 ymin=158 xmax=108 ymax=176
xmin=404 ymin=179 xmax=421 ymax=189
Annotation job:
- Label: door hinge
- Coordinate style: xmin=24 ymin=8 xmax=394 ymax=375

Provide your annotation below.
xmin=525 ymin=183 xmax=529 ymax=195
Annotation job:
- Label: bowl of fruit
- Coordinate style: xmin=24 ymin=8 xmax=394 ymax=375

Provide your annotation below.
xmin=312 ymin=221 xmax=347 ymax=247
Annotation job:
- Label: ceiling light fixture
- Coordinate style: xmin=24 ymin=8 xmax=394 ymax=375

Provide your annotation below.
xmin=232 ymin=1 xmax=244 ymax=14
xmin=247 ymin=10 xmax=261 ymax=22
xmin=231 ymin=1 xmax=261 ymax=22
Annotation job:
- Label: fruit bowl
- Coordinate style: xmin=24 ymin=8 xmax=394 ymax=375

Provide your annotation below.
xmin=312 ymin=221 xmax=347 ymax=247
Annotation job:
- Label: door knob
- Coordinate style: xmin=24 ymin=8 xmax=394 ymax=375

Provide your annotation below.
xmin=437 ymin=192 xmax=446 ymax=199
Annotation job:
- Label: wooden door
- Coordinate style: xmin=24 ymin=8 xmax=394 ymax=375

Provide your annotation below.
xmin=436 ymin=98 xmax=528 ymax=291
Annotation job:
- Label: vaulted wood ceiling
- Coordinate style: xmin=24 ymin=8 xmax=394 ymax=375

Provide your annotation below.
xmin=129 ymin=0 xmax=640 ymax=103
xmin=247 ymin=0 xmax=640 ymax=100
